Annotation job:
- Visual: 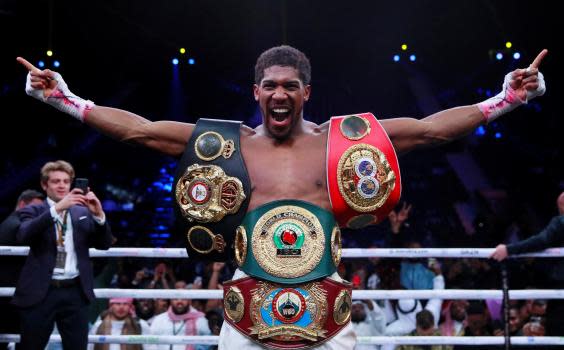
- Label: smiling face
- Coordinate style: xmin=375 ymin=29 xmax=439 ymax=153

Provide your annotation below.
xmin=41 ymin=170 xmax=71 ymax=202
xmin=254 ymin=65 xmax=311 ymax=141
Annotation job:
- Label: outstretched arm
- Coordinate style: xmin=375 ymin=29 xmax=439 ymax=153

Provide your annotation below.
xmin=17 ymin=57 xmax=193 ymax=157
xmin=382 ymin=49 xmax=547 ymax=154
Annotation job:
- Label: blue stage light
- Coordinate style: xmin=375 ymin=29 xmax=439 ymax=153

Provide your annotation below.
xmin=188 ymin=58 xmax=195 ymax=65
xmin=38 ymin=61 xmax=45 ymax=68
xmin=475 ymin=126 xmax=486 ymax=136
xmin=513 ymin=52 xmax=521 ymax=60
xmin=409 ymin=54 xmax=416 ymax=62
xmin=496 ymin=52 xmax=503 ymax=60
xmin=172 ymin=58 xmax=179 ymax=65
xmin=495 ymin=132 xmax=502 ymax=139
xmin=53 ymin=60 xmax=60 ymax=68
xmin=393 ymin=55 xmax=400 ymax=62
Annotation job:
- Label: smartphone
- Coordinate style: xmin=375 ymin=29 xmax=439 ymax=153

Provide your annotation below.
xmin=74 ymin=178 xmax=89 ymax=194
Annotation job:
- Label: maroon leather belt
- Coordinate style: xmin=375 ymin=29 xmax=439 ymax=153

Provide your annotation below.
xmin=223 ymin=276 xmax=352 ymax=349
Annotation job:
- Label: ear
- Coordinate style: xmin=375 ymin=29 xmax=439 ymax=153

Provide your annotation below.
xmin=253 ymin=84 xmax=260 ymax=101
xmin=40 ymin=181 xmax=47 ymax=191
xmin=304 ymin=85 xmax=311 ymax=102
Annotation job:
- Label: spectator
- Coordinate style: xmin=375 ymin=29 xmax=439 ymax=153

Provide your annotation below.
xmin=12 ymin=160 xmax=112 ymax=349
xmin=490 ymin=191 xmax=564 ymax=335
xmin=88 ymin=298 xmax=151 ymax=350
xmin=351 ymin=300 xmax=385 ymax=350
xmin=150 ymin=281 xmax=211 ymax=350
xmin=397 ymin=309 xmax=450 ymax=350
xmin=0 ymin=189 xmax=44 ymax=350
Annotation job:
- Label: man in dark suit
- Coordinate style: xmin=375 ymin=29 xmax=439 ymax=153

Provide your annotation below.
xmin=0 ymin=189 xmax=45 ymax=350
xmin=491 ymin=191 xmax=564 ymax=336
xmin=12 ymin=160 xmax=112 ymax=350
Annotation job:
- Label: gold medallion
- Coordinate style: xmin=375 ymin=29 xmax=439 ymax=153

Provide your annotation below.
xmin=346 ymin=214 xmax=377 ymax=229
xmin=195 ymin=131 xmax=236 ymax=161
xmin=251 ymin=206 xmax=325 ymax=279
xmin=176 ymin=164 xmax=246 ymax=223
xmin=339 ymin=115 xmax=371 ymax=140
xmin=337 ymin=144 xmax=396 ymax=212
xmin=186 ymin=226 xmax=225 ymax=254
xmin=224 ymin=286 xmax=245 ymax=323
xmin=333 ymin=290 xmax=352 ymax=325
xmin=234 ymin=226 xmax=247 ymax=267
xmin=330 ymin=226 xmax=342 ymax=267
xmin=249 ymin=281 xmax=328 ymax=341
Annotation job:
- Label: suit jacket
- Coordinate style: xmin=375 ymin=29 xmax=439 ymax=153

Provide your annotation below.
xmin=0 ymin=211 xmax=26 ymax=287
xmin=507 ymin=215 xmax=564 ymax=282
xmin=12 ymin=202 xmax=112 ymax=307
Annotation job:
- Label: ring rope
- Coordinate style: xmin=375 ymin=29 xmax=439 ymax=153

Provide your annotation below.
xmin=2 ymin=246 xmax=564 ymax=258
xmin=0 ymin=335 xmax=563 ymax=346
xmin=2 ymin=287 xmax=564 ymax=299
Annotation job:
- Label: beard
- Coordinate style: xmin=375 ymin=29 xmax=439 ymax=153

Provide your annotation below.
xmin=172 ymin=304 xmax=189 ymax=315
xmin=351 ymin=312 xmax=366 ymax=323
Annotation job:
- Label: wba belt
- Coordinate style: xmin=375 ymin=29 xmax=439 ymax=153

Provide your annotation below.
xmin=235 ymin=200 xmax=342 ymax=284
xmin=327 ymin=113 xmax=401 ymax=229
xmin=223 ymin=276 xmax=352 ymax=349
xmin=174 ymin=119 xmax=251 ymax=262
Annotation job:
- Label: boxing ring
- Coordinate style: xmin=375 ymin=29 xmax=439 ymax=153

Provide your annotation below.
xmin=1 ymin=246 xmax=564 ymax=347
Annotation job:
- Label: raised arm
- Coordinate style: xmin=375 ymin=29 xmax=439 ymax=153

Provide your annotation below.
xmin=17 ymin=57 xmax=193 ymax=157
xmin=382 ymin=49 xmax=547 ymax=154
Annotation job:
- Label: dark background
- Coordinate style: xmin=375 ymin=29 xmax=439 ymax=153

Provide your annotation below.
xmin=1 ymin=0 xmax=561 ymax=247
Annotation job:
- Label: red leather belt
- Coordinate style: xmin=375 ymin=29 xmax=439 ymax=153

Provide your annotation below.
xmin=223 ymin=276 xmax=352 ymax=349
xmin=327 ymin=113 xmax=401 ymax=229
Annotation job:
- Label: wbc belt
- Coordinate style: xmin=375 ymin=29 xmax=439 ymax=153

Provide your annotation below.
xmin=174 ymin=119 xmax=251 ymax=261
xmin=223 ymin=276 xmax=352 ymax=349
xmin=234 ymin=200 xmax=342 ymax=285
xmin=327 ymin=113 xmax=401 ymax=229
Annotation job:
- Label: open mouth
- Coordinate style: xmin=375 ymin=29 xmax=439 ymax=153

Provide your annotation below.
xmin=269 ymin=107 xmax=292 ymax=125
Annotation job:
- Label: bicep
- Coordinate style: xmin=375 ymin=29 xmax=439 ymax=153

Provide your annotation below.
xmin=136 ymin=121 xmax=194 ymax=157
xmin=381 ymin=118 xmax=434 ymax=154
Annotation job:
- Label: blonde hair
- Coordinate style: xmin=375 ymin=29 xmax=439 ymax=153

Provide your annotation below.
xmin=40 ymin=160 xmax=75 ymax=184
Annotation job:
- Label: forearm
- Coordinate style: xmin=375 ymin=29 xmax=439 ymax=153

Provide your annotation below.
xmin=421 ymin=105 xmax=484 ymax=144
xmin=16 ymin=210 xmax=53 ymax=244
xmin=507 ymin=217 xmax=564 ymax=255
xmin=85 ymin=106 xmax=154 ymax=144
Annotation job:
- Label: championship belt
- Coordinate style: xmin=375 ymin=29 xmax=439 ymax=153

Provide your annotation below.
xmin=327 ymin=113 xmax=401 ymax=229
xmin=234 ymin=200 xmax=342 ymax=285
xmin=223 ymin=276 xmax=352 ymax=349
xmin=174 ymin=119 xmax=251 ymax=261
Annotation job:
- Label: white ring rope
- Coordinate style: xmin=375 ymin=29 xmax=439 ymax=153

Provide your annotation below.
xmin=2 ymin=246 xmax=564 ymax=258
xmin=0 ymin=335 xmax=564 ymax=346
xmin=1 ymin=287 xmax=564 ymax=299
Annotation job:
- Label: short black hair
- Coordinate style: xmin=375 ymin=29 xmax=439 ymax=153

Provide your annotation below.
xmin=254 ymin=45 xmax=311 ymax=85
xmin=416 ymin=309 xmax=435 ymax=329
xmin=16 ymin=189 xmax=44 ymax=207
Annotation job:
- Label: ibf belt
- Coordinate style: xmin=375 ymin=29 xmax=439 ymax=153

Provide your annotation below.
xmin=174 ymin=119 xmax=251 ymax=261
xmin=327 ymin=113 xmax=401 ymax=229
xmin=223 ymin=276 xmax=352 ymax=349
xmin=235 ymin=200 xmax=342 ymax=284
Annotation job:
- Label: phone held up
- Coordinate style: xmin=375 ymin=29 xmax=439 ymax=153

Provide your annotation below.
xmin=74 ymin=178 xmax=89 ymax=194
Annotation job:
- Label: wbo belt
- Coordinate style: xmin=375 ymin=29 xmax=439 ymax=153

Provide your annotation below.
xmin=235 ymin=200 xmax=342 ymax=285
xmin=223 ymin=276 xmax=352 ymax=349
xmin=50 ymin=277 xmax=79 ymax=288
xmin=327 ymin=113 xmax=401 ymax=229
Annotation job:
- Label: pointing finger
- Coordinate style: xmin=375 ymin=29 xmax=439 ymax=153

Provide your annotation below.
xmin=530 ymin=49 xmax=548 ymax=69
xmin=16 ymin=57 xmax=39 ymax=72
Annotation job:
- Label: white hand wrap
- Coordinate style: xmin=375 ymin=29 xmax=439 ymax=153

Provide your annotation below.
xmin=477 ymin=70 xmax=546 ymax=123
xmin=25 ymin=71 xmax=95 ymax=122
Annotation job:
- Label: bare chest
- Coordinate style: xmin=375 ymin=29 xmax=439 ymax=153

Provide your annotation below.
xmin=240 ymin=134 xmax=330 ymax=211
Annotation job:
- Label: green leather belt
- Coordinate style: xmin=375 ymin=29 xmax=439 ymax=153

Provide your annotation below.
xmin=235 ymin=200 xmax=341 ymax=284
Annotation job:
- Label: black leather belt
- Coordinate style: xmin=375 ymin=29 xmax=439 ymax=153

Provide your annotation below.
xmin=50 ymin=277 xmax=79 ymax=288
xmin=174 ymin=118 xmax=251 ymax=262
